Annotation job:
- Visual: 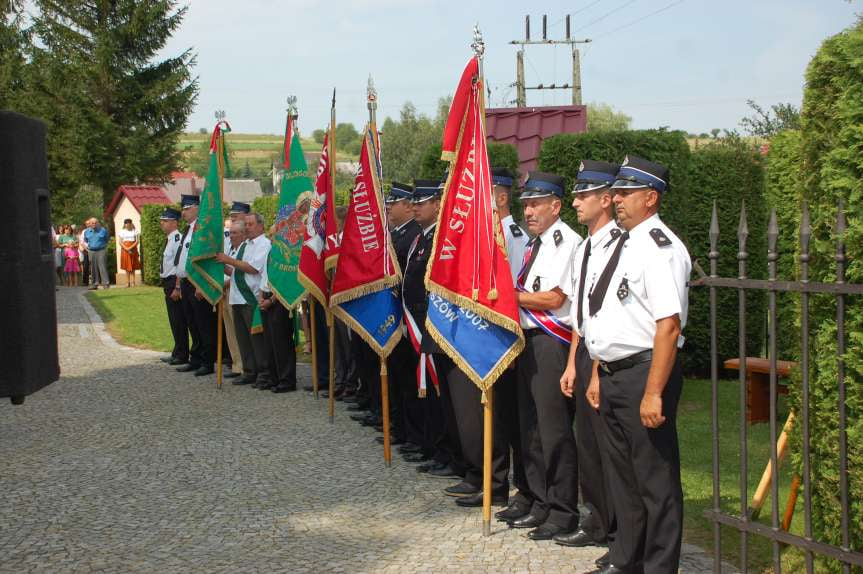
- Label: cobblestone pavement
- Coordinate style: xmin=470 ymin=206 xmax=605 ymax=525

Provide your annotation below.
xmin=0 ymin=288 xmax=727 ymax=573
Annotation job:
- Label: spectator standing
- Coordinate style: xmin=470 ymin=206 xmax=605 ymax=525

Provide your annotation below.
xmin=84 ymin=218 xmax=110 ymax=290
xmin=63 ymin=235 xmax=80 ymax=287
xmin=118 ymin=218 xmax=141 ymax=287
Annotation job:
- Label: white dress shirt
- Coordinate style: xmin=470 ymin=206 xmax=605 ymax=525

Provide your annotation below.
xmin=228 ymin=234 xmax=272 ymax=305
xmin=518 ymin=217 xmax=582 ymax=330
xmin=160 ymin=229 xmax=182 ymax=279
xmin=564 ymin=219 xmax=621 ymax=337
xmin=502 ymin=214 xmax=529 ymax=282
xmin=175 ymin=220 xmax=195 ymax=278
xmin=584 ymin=214 xmax=691 ymax=362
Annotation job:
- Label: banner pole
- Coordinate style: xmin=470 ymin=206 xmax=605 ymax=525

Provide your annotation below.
xmin=380 ymin=358 xmax=392 ymax=467
xmin=309 ymin=300 xmax=319 ymax=400
xmin=483 ymin=386 xmax=493 ymax=536
xmin=216 ymin=299 xmax=224 ymax=390
xmin=327 ymin=310 xmax=335 ymax=423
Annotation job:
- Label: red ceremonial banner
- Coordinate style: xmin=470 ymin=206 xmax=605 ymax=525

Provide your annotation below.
xmin=330 ymin=129 xmax=401 ymax=305
xmin=298 ymin=133 xmax=333 ymax=306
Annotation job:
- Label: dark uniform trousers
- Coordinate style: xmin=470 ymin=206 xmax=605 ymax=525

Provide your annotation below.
xmin=517 ymin=329 xmax=579 ymax=529
xmin=232 ymin=303 xmax=271 ymax=384
xmin=574 ymin=339 xmax=616 ymax=543
xmin=162 ymin=276 xmax=188 ymax=362
xmin=334 ymin=317 xmax=357 ymax=391
xmin=389 ymin=337 xmax=424 ymax=447
xmin=428 ymin=353 xmax=465 ymax=473
xmin=261 ymin=297 xmax=296 ymax=388
xmin=491 ymin=368 xmax=531 ymax=505
xmin=180 ymin=278 xmax=216 ymax=368
xmin=312 ymin=299 xmax=329 ymax=390
xmin=440 ymin=356 xmax=510 ymax=496
xmin=600 ymin=357 xmax=683 ymax=574
xmin=353 ymin=336 xmax=380 ymax=412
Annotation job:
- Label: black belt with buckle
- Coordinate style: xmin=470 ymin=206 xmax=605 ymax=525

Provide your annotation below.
xmin=599 ymin=349 xmax=653 ymax=375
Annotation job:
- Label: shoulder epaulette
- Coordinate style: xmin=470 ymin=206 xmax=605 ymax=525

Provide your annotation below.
xmin=510 ymin=223 xmax=523 ymax=238
xmin=553 ymin=229 xmax=563 ymax=246
xmin=603 ymin=228 xmax=622 ymax=249
xmin=650 ymin=228 xmax=672 ymax=247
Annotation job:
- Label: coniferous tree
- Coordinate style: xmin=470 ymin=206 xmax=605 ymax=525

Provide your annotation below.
xmin=33 ymin=0 xmax=198 ymax=207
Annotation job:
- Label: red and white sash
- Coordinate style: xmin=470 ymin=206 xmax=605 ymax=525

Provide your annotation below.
xmin=516 ymin=239 xmax=572 ymax=345
xmin=403 ymin=300 xmax=439 ymax=397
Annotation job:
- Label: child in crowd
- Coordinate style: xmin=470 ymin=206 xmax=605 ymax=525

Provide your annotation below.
xmin=63 ymin=239 xmax=80 ymax=287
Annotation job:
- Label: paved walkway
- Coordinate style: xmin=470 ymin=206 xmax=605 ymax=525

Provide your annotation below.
xmin=0 ymin=288 xmax=723 ymax=573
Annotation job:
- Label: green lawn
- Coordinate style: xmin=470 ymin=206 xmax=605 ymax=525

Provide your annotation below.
xmin=85 ymin=286 xmax=805 ymax=570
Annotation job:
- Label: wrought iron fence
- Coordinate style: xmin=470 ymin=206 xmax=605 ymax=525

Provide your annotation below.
xmin=689 ymin=201 xmax=863 ymax=573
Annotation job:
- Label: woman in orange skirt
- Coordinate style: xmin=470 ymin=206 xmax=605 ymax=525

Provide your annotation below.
xmin=118 ymin=218 xmax=141 ymax=287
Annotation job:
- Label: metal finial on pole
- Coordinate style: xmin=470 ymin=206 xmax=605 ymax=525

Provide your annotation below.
xmin=367 ymin=75 xmax=377 ymax=111
xmin=215 ymin=109 xmax=226 ymax=121
xmin=286 ymin=95 xmax=298 ymax=118
xmin=471 ymin=23 xmax=485 ymax=59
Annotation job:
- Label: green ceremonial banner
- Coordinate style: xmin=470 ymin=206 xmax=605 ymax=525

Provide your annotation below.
xmin=267 ymin=126 xmax=312 ymax=309
xmin=186 ymin=126 xmax=228 ymax=305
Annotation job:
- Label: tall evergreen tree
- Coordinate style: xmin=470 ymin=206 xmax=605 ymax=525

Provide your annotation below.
xmin=33 ymin=0 xmax=198 ymax=207
xmin=0 ymin=1 xmax=27 ymax=109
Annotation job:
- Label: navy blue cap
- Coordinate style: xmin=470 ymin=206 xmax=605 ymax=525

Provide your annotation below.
xmin=412 ymin=179 xmax=442 ymax=203
xmin=573 ymin=160 xmax=620 ymax=194
xmin=386 ymin=182 xmax=414 ymax=204
xmin=492 ymin=167 xmax=516 ymax=188
xmin=159 ymin=207 xmax=181 ymax=220
xmin=180 ymin=194 xmax=200 ymax=209
xmin=611 ymin=155 xmax=669 ymax=193
xmin=230 ymin=201 xmax=251 ymax=214
xmin=521 ymin=171 xmax=565 ymax=199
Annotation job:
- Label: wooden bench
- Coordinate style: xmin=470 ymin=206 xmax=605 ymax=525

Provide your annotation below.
xmin=723 ymin=357 xmax=797 ymax=424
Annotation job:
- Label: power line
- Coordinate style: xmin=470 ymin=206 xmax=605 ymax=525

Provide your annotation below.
xmin=591 ymin=0 xmax=686 ymax=40
xmin=574 ymin=0 xmax=639 ymax=32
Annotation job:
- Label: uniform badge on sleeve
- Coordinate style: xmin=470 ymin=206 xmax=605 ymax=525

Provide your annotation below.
xmin=604 ymin=227 xmax=622 ymax=248
xmin=532 ymin=276 xmax=541 ymax=292
xmin=617 ymin=278 xmax=629 ymax=300
xmin=174 ymin=235 xmax=180 ymax=242
xmin=510 ymin=223 xmax=523 ymax=237
xmin=553 ymin=230 xmax=563 ymax=246
xmin=650 ymin=228 xmax=672 ymax=247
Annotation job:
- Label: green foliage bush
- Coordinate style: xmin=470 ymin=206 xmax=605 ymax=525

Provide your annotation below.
xmin=794 ymin=18 xmax=863 ymax=570
xmin=140 ymin=203 xmax=167 ymax=285
xmin=252 ymin=196 xmax=278 ymax=229
xmin=538 ymin=130 xmax=767 ymax=375
xmin=764 ymin=130 xmax=804 ymax=358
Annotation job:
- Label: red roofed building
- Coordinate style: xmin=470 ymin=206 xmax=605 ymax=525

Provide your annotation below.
xmin=104 ymin=185 xmax=172 ymax=285
xmin=486 ymin=105 xmax=587 ymax=177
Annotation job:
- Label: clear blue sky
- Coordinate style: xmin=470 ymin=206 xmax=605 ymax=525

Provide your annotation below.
xmin=162 ymin=0 xmax=861 ymax=135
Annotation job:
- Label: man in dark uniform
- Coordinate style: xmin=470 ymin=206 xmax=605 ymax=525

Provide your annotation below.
xmin=558 ymin=161 xmax=621 ymax=565
xmin=507 ymin=172 xmax=582 ymax=541
xmin=384 ymin=182 xmax=422 ymax=448
xmin=584 ymin=156 xmax=691 ymax=574
xmin=174 ymin=194 xmax=217 ymax=377
xmin=401 ymin=179 xmax=464 ymax=482
xmin=158 ymin=207 xmax=188 ymax=366
xmin=258 ymin=251 xmax=297 ymax=394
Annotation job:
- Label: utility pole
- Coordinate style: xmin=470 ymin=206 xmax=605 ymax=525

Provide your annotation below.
xmin=510 ymin=14 xmax=591 ymax=107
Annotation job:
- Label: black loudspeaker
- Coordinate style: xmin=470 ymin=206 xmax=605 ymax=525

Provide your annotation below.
xmin=0 ymin=111 xmax=60 ymax=405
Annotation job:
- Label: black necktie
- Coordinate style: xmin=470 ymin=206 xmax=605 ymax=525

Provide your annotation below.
xmin=174 ymin=227 xmax=190 ymax=266
xmin=518 ymin=236 xmax=542 ymax=288
xmin=576 ymin=238 xmax=591 ymax=329
xmin=588 ymin=231 xmax=629 ymax=316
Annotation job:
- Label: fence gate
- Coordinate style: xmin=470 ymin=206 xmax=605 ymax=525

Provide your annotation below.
xmin=689 ymin=201 xmax=863 ymax=573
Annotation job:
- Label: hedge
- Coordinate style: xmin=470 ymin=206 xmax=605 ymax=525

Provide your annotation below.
xmin=794 ymin=17 xmax=863 ymax=570
xmin=418 ymin=141 xmax=520 ymax=180
xmin=538 ymin=130 xmax=767 ymax=374
xmin=764 ymin=130 xmax=804 ymax=358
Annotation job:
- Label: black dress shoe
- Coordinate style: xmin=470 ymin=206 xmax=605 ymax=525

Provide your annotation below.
xmin=375 ymin=436 xmax=405 ymax=445
xmin=402 ymin=452 xmax=430 ymax=463
xmin=257 ymin=383 xmax=276 ymax=390
xmin=510 ymin=512 xmax=545 ymax=529
xmin=595 ymin=552 xmax=610 ymax=568
xmin=443 ymin=481 xmax=479 ymax=497
xmin=527 ymin=523 xmax=569 ymax=541
xmin=361 ymin=416 xmax=383 ymax=427
xmin=397 ymin=443 xmax=423 ymax=454
xmin=168 ymin=357 xmax=188 ymax=366
xmin=176 ymin=364 xmax=200 ymax=373
xmin=346 ymin=404 xmax=367 ymax=412
xmin=553 ymin=527 xmax=599 ymax=547
xmin=350 ymin=414 xmax=368 ymax=422
xmin=271 ymin=385 xmax=297 ymax=393
xmin=194 ymin=366 xmax=214 ymax=376
xmin=224 ymin=372 xmax=241 ymax=379
xmin=160 ymin=356 xmax=173 ymax=363
xmin=232 ymin=377 xmax=256 ymax=386
xmin=455 ymin=492 xmax=509 ymax=507
xmin=427 ymin=464 xmax=459 ymax=479
xmin=496 ymin=501 xmax=531 ymax=522
xmin=588 ymin=565 xmax=624 ymax=574
xmin=416 ymin=461 xmax=445 ymax=474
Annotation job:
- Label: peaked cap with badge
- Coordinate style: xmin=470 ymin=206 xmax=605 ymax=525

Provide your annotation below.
xmin=229 ymin=201 xmax=251 ymax=214
xmin=412 ymin=178 xmax=442 ymax=204
xmin=386 ymin=181 xmax=414 ymax=204
xmin=573 ymin=160 xmax=620 ymax=194
xmin=180 ymin=194 xmax=200 ymax=209
xmin=492 ymin=167 xmax=516 ymax=188
xmin=160 ymin=207 xmax=182 ymax=220
xmin=520 ymin=171 xmax=566 ymax=199
xmin=611 ymin=155 xmax=669 ymax=193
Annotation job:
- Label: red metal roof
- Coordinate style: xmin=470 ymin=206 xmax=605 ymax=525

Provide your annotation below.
xmin=486 ymin=105 xmax=587 ymax=176
xmin=170 ymin=171 xmax=199 ymax=180
xmin=104 ymin=185 xmax=171 ymax=217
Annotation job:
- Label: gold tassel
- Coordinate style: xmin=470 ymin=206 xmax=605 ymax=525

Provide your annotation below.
xmin=487 ymin=288 xmax=498 ymax=301
xmin=418 ymin=389 xmax=427 ymax=398
xmin=480 ymin=390 xmax=487 ymax=404
xmin=435 ymin=385 xmax=441 ymax=397
xmin=472 ymin=288 xmax=479 ymax=301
